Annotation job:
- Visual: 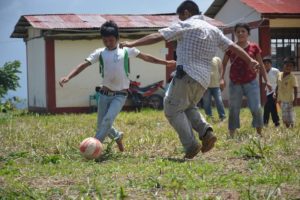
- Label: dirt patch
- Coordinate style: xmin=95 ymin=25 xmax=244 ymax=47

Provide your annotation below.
xmin=27 ymin=176 xmax=76 ymax=189
xmin=0 ymin=176 xmax=4 ymax=187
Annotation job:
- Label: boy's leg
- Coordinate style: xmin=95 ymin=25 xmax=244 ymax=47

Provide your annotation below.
xmin=244 ymin=80 xmax=263 ymax=134
xmin=185 ymin=106 xmax=216 ymax=153
xmin=281 ymin=102 xmax=295 ymax=128
xmin=269 ymin=94 xmax=280 ymax=126
xmin=95 ymin=95 xmax=126 ymax=142
xmin=96 ymin=94 xmax=110 ymax=136
xmin=263 ymin=95 xmax=271 ymax=125
xmin=185 ymin=107 xmax=211 ymax=140
xmin=202 ymin=89 xmax=213 ymax=117
xmin=211 ymin=87 xmax=226 ymax=120
xmin=164 ymin=75 xmax=200 ymax=157
xmin=228 ymin=81 xmax=243 ymax=134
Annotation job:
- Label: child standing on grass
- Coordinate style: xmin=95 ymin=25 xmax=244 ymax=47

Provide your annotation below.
xmin=59 ymin=20 xmax=175 ymax=152
xmin=275 ymin=57 xmax=298 ymax=128
xmin=202 ymin=56 xmax=226 ymax=122
xmin=262 ymin=56 xmax=280 ymax=127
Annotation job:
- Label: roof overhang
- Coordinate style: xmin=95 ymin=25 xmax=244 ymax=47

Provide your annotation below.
xmin=11 ymin=13 xmax=226 ymax=39
xmin=205 ymin=0 xmax=300 ymax=19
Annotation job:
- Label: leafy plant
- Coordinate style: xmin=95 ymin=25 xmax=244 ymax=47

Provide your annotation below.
xmin=235 ymin=137 xmax=271 ymax=159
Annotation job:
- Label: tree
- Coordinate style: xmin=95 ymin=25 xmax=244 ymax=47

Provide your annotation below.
xmin=0 ymin=60 xmax=21 ymax=99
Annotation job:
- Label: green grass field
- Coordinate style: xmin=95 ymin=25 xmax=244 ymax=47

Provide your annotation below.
xmin=0 ymin=108 xmax=300 ymax=200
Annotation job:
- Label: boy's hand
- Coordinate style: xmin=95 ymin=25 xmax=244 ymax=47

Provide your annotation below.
xmin=59 ymin=77 xmax=69 ymax=87
xmin=166 ymin=60 xmax=176 ymax=68
xmin=119 ymin=41 xmax=134 ymax=48
xmin=265 ymin=82 xmax=272 ymax=92
xmin=249 ymin=59 xmax=259 ymax=73
xmin=220 ymin=78 xmax=226 ymax=91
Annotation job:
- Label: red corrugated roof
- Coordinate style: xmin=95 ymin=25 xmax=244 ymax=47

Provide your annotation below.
xmin=24 ymin=14 xmax=178 ymax=29
xmin=11 ymin=14 xmax=225 ymax=38
xmin=25 ymin=14 xmax=225 ymax=29
xmin=205 ymin=0 xmax=300 ymax=18
xmin=241 ymin=0 xmax=300 ymax=14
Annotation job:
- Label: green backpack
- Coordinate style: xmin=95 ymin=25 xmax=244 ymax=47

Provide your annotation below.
xmin=99 ymin=48 xmax=130 ymax=78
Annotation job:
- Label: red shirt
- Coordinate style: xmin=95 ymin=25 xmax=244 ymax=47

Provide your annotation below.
xmin=226 ymin=42 xmax=261 ymax=84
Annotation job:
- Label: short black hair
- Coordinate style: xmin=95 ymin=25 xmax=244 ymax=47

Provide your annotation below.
xmin=100 ymin=20 xmax=119 ymax=39
xmin=234 ymin=23 xmax=251 ymax=35
xmin=263 ymin=55 xmax=272 ymax=63
xmin=176 ymin=0 xmax=201 ymax=16
xmin=284 ymin=57 xmax=296 ymax=66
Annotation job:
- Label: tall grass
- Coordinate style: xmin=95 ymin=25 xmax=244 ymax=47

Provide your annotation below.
xmin=0 ymin=108 xmax=299 ymax=199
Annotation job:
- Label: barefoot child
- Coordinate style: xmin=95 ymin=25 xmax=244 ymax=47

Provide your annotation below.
xmin=59 ymin=20 xmax=175 ymax=152
xmin=275 ymin=57 xmax=298 ymax=127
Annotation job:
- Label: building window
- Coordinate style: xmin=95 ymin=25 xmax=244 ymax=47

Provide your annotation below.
xmin=271 ymin=29 xmax=300 ymax=71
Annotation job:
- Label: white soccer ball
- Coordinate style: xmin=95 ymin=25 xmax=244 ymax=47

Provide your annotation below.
xmin=79 ymin=137 xmax=103 ymax=159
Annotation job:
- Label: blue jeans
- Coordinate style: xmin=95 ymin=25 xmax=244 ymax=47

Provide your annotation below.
xmin=95 ymin=93 xmax=127 ymax=142
xmin=228 ymin=79 xmax=263 ymax=130
xmin=202 ymin=87 xmax=226 ymax=119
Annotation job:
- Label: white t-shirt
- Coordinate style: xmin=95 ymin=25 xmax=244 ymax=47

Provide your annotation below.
xmin=86 ymin=46 xmax=140 ymax=91
xmin=208 ymin=57 xmax=221 ymax=88
xmin=266 ymin=67 xmax=280 ymax=95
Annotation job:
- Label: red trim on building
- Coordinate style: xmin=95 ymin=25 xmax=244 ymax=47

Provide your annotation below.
xmin=258 ymin=20 xmax=271 ymax=57
xmin=28 ymin=107 xmax=48 ymax=113
xmin=51 ymin=107 xmax=92 ymax=114
xmin=259 ymin=19 xmax=271 ymax=105
xmin=28 ymin=106 xmax=93 ymax=114
xmin=45 ymin=38 xmax=56 ymax=113
xmin=165 ymin=41 xmax=176 ymax=83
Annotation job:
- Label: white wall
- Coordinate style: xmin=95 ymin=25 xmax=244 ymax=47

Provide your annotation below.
xmin=27 ymin=38 xmax=46 ymax=108
xmin=215 ymin=0 xmax=261 ymax=26
xmin=55 ymin=39 xmax=167 ymax=108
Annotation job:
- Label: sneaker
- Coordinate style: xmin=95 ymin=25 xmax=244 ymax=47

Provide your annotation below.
xmin=184 ymin=143 xmax=201 ymax=159
xmin=115 ymin=133 xmax=124 ymax=152
xmin=201 ymin=130 xmax=217 ymax=153
xmin=220 ymin=116 xmax=226 ymax=122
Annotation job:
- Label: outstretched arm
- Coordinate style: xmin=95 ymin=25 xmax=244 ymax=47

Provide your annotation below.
xmin=256 ymin=53 xmax=272 ymax=91
xmin=59 ymin=61 xmax=91 ymax=87
xmin=120 ymin=33 xmax=165 ymax=48
xmin=227 ymin=43 xmax=259 ymax=70
xmin=220 ymin=54 xmax=229 ymax=90
xmin=137 ymin=52 xmax=176 ymax=68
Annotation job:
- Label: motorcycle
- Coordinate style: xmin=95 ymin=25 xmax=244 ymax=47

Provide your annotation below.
xmin=127 ymin=75 xmax=165 ymax=112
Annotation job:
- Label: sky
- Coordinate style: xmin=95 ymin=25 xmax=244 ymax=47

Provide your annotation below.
xmin=0 ymin=0 xmax=214 ymax=101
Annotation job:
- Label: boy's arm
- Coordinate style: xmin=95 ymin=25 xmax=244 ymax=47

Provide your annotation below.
xmin=59 ymin=61 xmax=91 ymax=87
xmin=136 ymin=52 xmax=176 ymax=68
xmin=220 ymin=54 xmax=229 ymax=90
xmin=227 ymin=44 xmax=259 ymax=70
xmin=274 ymin=86 xmax=280 ymax=103
xmin=256 ymin=53 xmax=272 ymax=91
xmin=294 ymin=87 xmax=298 ymax=106
xmin=120 ymin=33 xmax=165 ymax=48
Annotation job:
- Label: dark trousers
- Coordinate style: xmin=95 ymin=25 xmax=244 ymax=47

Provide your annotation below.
xmin=263 ymin=93 xmax=280 ymax=126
